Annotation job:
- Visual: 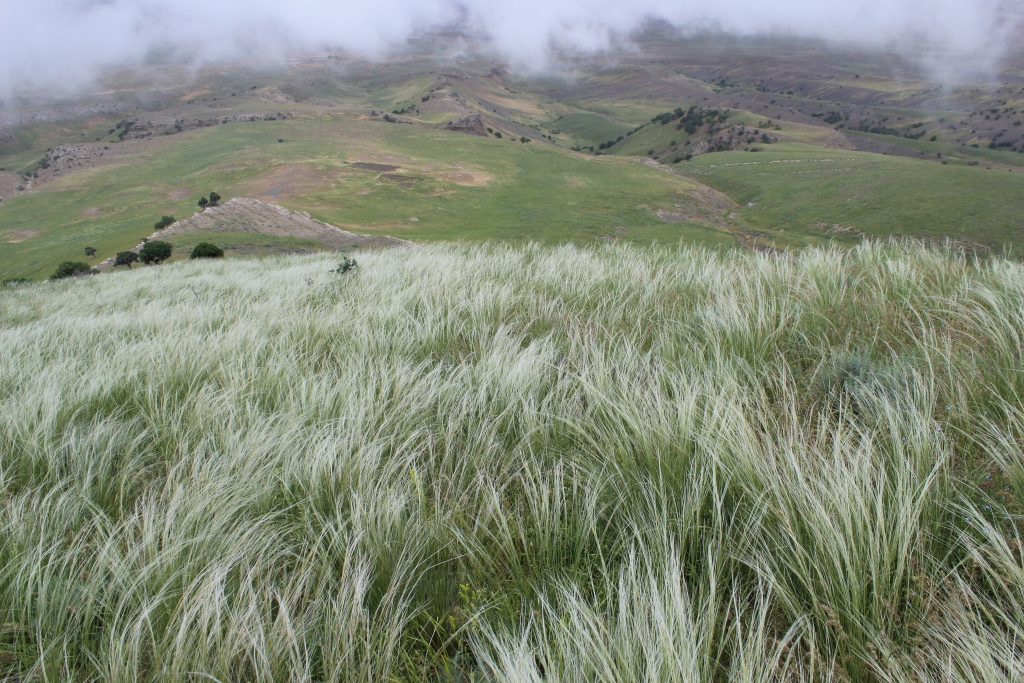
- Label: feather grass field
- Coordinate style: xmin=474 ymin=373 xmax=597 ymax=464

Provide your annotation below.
xmin=1 ymin=242 xmax=1023 ymax=682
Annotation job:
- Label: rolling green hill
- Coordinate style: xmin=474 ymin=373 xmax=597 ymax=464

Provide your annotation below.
xmin=4 ymin=33 xmax=1024 ymax=280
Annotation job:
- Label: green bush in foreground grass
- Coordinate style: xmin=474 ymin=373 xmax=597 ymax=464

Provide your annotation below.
xmin=138 ymin=240 xmax=172 ymax=264
xmin=1 ymin=241 xmax=1024 ymax=682
xmin=49 ymin=261 xmax=94 ymax=279
xmin=189 ymin=242 xmax=224 ymax=259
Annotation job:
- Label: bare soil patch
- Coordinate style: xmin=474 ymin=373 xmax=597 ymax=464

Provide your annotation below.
xmin=438 ymin=170 xmax=492 ymax=187
xmin=250 ymin=164 xmax=350 ymax=201
xmin=4 ymin=229 xmax=39 ymax=243
xmin=133 ymin=197 xmax=412 ymax=252
xmin=165 ymin=187 xmax=193 ymax=201
xmin=819 ymin=132 xmax=855 ymax=150
xmin=0 ymin=171 xmax=25 ymax=198
xmin=656 ymin=211 xmax=687 ymax=222
xmin=80 ymin=207 xmax=103 ymax=217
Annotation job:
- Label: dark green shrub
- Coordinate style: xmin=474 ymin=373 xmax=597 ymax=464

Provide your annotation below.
xmin=208 ymin=192 xmax=222 ymax=207
xmin=114 ymin=251 xmax=140 ymax=268
xmin=333 ymin=258 xmax=358 ymax=275
xmin=50 ymin=261 xmax=95 ymax=280
xmin=84 ymin=246 xmax=97 ymax=257
xmin=139 ymin=241 xmax=173 ymax=265
xmin=154 ymin=215 xmax=176 ymax=230
xmin=190 ymin=242 xmax=224 ymax=259
xmin=1 ymin=277 xmax=31 ymax=286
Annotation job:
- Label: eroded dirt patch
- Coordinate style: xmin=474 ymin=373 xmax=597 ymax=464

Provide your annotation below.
xmin=106 ymin=197 xmax=412 ymax=259
xmin=438 ymin=170 xmax=492 ymax=186
xmin=4 ymin=229 xmax=39 ymax=243
xmin=250 ymin=164 xmax=351 ymax=201
xmin=0 ymin=171 xmax=27 ymax=198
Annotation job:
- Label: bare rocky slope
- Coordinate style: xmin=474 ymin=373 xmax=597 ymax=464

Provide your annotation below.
xmin=99 ymin=198 xmax=410 ymax=266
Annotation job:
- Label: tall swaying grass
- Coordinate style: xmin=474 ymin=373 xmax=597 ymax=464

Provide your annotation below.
xmin=1 ymin=241 xmax=1023 ymax=682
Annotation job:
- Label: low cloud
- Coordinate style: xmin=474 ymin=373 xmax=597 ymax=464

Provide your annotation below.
xmin=1 ymin=0 xmax=1019 ymax=98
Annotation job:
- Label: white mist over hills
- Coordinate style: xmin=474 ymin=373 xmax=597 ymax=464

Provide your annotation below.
xmin=1 ymin=0 xmax=1020 ymax=97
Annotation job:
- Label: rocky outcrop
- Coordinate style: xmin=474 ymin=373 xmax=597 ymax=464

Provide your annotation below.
xmin=442 ymin=113 xmax=487 ymax=136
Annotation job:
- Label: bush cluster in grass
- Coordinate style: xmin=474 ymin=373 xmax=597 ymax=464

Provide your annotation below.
xmin=189 ymin=242 xmax=224 ymax=259
xmin=1 ymin=242 xmax=1024 ymax=682
xmin=49 ymin=261 xmax=94 ymax=279
xmin=153 ymin=215 xmax=176 ymax=231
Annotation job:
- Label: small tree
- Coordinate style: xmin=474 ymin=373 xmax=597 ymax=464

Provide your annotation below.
xmin=139 ymin=240 xmax=173 ymax=265
xmin=208 ymin=192 xmax=222 ymax=207
xmin=114 ymin=250 xmax=140 ymax=269
xmin=190 ymin=242 xmax=224 ymax=259
xmin=198 ymin=196 xmax=209 ymax=210
xmin=84 ymin=246 xmax=97 ymax=258
xmin=50 ymin=261 xmax=95 ymax=280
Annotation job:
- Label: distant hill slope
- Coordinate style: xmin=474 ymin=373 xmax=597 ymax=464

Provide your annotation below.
xmin=96 ymin=198 xmax=411 ymax=267
xmin=150 ymin=198 xmax=411 ymax=249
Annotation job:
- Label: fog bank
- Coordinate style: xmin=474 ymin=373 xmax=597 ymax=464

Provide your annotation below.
xmin=1 ymin=0 xmax=1019 ymax=97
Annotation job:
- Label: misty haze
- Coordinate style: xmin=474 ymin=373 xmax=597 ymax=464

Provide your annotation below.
xmin=2 ymin=2 xmax=1024 ymax=682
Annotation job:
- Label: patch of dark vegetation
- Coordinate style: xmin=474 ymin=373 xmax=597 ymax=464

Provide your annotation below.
xmin=853 ymin=123 xmax=928 ymax=140
xmin=114 ymin=251 xmax=140 ymax=269
xmin=154 ymin=215 xmax=176 ymax=230
xmin=333 ymin=257 xmax=358 ymax=275
xmin=190 ymin=242 xmax=225 ymax=259
xmin=50 ymin=261 xmax=95 ymax=280
xmin=139 ymin=240 xmax=173 ymax=265
xmin=657 ymin=106 xmax=731 ymax=134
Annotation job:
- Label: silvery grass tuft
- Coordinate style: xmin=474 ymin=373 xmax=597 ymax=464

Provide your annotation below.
xmin=1 ymin=240 xmax=1023 ymax=681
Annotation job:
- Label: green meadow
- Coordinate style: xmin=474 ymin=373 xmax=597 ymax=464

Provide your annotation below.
xmin=678 ymin=144 xmax=1024 ymax=248
xmin=0 ymin=118 xmax=737 ymax=280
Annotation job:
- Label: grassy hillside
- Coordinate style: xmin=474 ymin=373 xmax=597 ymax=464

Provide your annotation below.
xmin=679 ymin=144 xmax=1024 ymax=248
xmin=5 ymin=38 xmax=1024 ymax=279
xmin=0 ymin=118 xmax=737 ymax=280
xmin=2 ymin=243 xmax=1024 ymax=682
